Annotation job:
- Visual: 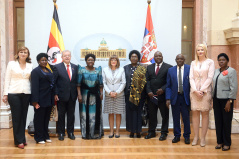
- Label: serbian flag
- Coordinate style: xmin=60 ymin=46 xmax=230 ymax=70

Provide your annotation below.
xmin=140 ymin=3 xmax=157 ymax=64
xmin=46 ymin=2 xmax=65 ymax=71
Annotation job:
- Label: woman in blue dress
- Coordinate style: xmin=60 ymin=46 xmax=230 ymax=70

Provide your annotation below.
xmin=77 ymin=54 xmax=104 ymax=139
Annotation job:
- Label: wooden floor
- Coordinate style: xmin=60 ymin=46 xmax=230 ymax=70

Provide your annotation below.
xmin=0 ymin=128 xmax=239 ymax=159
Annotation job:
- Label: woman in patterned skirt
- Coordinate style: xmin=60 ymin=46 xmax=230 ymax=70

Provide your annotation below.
xmin=103 ymin=55 xmax=126 ymax=138
xmin=77 ymin=54 xmax=104 ymax=139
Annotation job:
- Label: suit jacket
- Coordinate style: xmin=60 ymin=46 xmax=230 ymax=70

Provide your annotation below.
xmin=54 ymin=62 xmax=78 ymax=102
xmin=212 ymin=67 xmax=238 ymax=99
xmin=166 ymin=64 xmax=190 ymax=105
xmin=146 ymin=62 xmax=172 ymax=101
xmin=31 ymin=66 xmax=54 ymax=107
xmin=102 ymin=67 xmax=126 ymax=97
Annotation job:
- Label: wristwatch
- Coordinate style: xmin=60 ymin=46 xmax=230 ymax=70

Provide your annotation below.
xmin=229 ymin=99 xmax=233 ymax=103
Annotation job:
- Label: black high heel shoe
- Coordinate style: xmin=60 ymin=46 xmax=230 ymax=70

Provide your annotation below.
xmin=215 ymin=144 xmax=223 ymax=149
xmin=109 ymin=133 xmax=114 ymax=138
xmin=222 ymin=146 xmax=230 ymax=151
xmin=129 ymin=132 xmax=134 ymax=138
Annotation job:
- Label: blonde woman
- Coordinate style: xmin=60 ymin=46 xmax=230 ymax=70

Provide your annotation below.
xmin=189 ymin=44 xmax=215 ymax=147
xmin=2 ymin=47 xmax=33 ymax=149
xmin=103 ymin=55 xmax=126 ymax=138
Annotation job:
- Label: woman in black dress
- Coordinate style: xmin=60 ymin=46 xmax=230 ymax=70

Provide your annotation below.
xmin=124 ymin=50 xmax=147 ymax=138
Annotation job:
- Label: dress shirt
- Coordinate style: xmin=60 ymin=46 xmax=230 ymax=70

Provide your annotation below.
xmin=177 ymin=65 xmax=184 ymax=92
xmin=155 ymin=62 xmax=163 ymax=72
xmin=63 ymin=62 xmax=72 ymax=78
xmin=3 ymin=61 xmax=33 ymax=95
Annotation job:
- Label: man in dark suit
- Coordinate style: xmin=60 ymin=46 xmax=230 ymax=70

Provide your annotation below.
xmin=54 ymin=50 xmax=78 ymax=141
xmin=145 ymin=51 xmax=172 ymax=140
xmin=166 ymin=54 xmax=191 ymax=144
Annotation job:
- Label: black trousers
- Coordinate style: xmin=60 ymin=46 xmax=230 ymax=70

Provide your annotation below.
xmin=34 ymin=106 xmax=52 ymax=142
xmin=148 ymin=99 xmax=169 ymax=134
xmin=57 ymin=97 xmax=76 ymax=135
xmin=8 ymin=93 xmax=30 ymax=145
xmin=213 ymin=97 xmax=234 ymax=146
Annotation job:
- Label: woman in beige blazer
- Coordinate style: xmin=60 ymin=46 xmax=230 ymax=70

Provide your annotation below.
xmin=213 ymin=53 xmax=238 ymax=151
xmin=189 ymin=44 xmax=215 ymax=147
xmin=102 ymin=55 xmax=126 ymax=138
xmin=2 ymin=46 xmax=33 ymax=149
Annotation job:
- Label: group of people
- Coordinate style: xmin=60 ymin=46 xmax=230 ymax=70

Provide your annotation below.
xmin=2 ymin=44 xmax=237 ymax=152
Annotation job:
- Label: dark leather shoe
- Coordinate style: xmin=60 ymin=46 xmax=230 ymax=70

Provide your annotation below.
xmin=185 ymin=138 xmax=190 ymax=144
xmin=172 ymin=137 xmax=180 ymax=143
xmin=109 ymin=133 xmax=114 ymax=138
xmin=115 ymin=134 xmax=120 ymax=138
xmin=136 ymin=133 xmax=141 ymax=138
xmin=129 ymin=132 xmax=134 ymax=138
xmin=159 ymin=134 xmax=167 ymax=141
xmin=144 ymin=132 xmax=156 ymax=139
xmin=215 ymin=144 xmax=223 ymax=149
xmin=222 ymin=146 xmax=230 ymax=151
xmin=58 ymin=134 xmax=64 ymax=141
xmin=68 ymin=133 xmax=75 ymax=140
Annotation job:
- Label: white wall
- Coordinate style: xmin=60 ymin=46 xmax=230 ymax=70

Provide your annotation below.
xmin=25 ymin=0 xmax=182 ymax=130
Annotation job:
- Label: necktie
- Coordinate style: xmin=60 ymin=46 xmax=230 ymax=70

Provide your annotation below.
xmin=155 ymin=65 xmax=160 ymax=75
xmin=178 ymin=66 xmax=183 ymax=93
xmin=67 ymin=64 xmax=71 ymax=80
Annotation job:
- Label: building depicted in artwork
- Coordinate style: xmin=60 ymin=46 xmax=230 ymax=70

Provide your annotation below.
xmin=81 ymin=39 xmax=126 ymax=59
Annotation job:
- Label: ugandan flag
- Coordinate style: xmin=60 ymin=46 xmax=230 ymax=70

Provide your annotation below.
xmin=46 ymin=2 xmax=65 ymax=71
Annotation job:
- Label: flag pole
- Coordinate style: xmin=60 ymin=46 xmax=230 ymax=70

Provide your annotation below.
xmin=53 ymin=0 xmax=57 ymax=3
xmin=147 ymin=0 xmax=151 ymax=4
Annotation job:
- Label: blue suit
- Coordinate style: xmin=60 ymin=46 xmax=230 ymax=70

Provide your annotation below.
xmin=166 ymin=64 xmax=191 ymax=138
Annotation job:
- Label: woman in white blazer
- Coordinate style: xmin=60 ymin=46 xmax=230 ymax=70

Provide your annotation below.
xmin=103 ymin=55 xmax=126 ymax=138
xmin=2 ymin=46 xmax=33 ymax=149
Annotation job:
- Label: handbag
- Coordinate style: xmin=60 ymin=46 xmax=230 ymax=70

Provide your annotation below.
xmin=27 ymin=121 xmax=34 ymax=135
xmin=50 ymin=105 xmax=58 ymax=121
xmin=141 ymin=103 xmax=148 ymax=126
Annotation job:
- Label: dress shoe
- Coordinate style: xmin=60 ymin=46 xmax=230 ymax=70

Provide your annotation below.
xmin=115 ymin=134 xmax=120 ymax=138
xmin=136 ymin=133 xmax=141 ymax=138
xmin=68 ymin=133 xmax=75 ymax=140
xmin=17 ymin=144 xmax=24 ymax=149
xmin=215 ymin=144 xmax=222 ymax=149
xmin=200 ymin=139 xmax=206 ymax=147
xmin=159 ymin=134 xmax=167 ymax=141
xmin=46 ymin=139 xmax=52 ymax=143
xmin=109 ymin=133 xmax=114 ymax=138
xmin=222 ymin=146 xmax=230 ymax=151
xmin=192 ymin=138 xmax=199 ymax=146
xmin=185 ymin=138 xmax=190 ymax=144
xmin=58 ymin=134 xmax=64 ymax=141
xmin=23 ymin=143 xmax=27 ymax=146
xmin=172 ymin=137 xmax=180 ymax=143
xmin=144 ymin=132 xmax=156 ymax=139
xmin=38 ymin=141 xmax=45 ymax=144
xmin=129 ymin=132 xmax=134 ymax=138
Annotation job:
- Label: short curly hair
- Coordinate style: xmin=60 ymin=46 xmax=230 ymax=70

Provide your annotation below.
xmin=217 ymin=53 xmax=229 ymax=62
xmin=36 ymin=53 xmax=48 ymax=62
xmin=85 ymin=54 xmax=96 ymax=61
xmin=129 ymin=50 xmax=141 ymax=60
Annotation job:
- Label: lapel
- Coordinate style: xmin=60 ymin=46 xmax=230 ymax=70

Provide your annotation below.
xmin=125 ymin=65 xmax=131 ymax=82
xmin=173 ymin=66 xmax=178 ymax=86
xmin=112 ymin=68 xmax=120 ymax=82
xmin=60 ymin=62 xmax=70 ymax=81
xmin=71 ymin=63 xmax=75 ymax=80
xmin=183 ymin=64 xmax=189 ymax=84
xmin=37 ymin=66 xmax=52 ymax=83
